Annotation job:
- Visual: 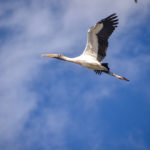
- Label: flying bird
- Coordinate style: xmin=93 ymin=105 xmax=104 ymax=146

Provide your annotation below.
xmin=42 ymin=14 xmax=129 ymax=81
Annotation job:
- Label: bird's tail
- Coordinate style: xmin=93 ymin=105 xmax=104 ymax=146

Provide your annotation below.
xmin=107 ymin=71 xmax=129 ymax=81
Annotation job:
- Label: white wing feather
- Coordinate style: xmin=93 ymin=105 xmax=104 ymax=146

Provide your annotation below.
xmin=82 ymin=23 xmax=103 ymax=61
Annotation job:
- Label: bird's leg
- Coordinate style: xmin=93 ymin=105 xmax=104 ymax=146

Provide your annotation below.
xmin=108 ymin=71 xmax=129 ymax=81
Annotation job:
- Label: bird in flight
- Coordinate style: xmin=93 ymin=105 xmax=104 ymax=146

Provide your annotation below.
xmin=42 ymin=13 xmax=129 ymax=81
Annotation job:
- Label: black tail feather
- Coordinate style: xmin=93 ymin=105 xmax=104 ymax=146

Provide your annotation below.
xmin=94 ymin=70 xmax=102 ymax=75
xmin=94 ymin=63 xmax=109 ymax=75
xmin=101 ymin=63 xmax=109 ymax=71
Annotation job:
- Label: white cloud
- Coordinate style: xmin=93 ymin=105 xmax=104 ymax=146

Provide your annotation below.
xmin=16 ymin=108 xmax=70 ymax=150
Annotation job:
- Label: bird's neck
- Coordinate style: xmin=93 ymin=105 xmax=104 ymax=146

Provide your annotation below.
xmin=57 ymin=55 xmax=77 ymax=63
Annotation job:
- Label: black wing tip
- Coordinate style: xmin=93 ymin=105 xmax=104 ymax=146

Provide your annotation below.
xmin=106 ymin=13 xmax=118 ymax=21
xmin=97 ymin=13 xmax=119 ymax=25
xmin=105 ymin=13 xmax=119 ymax=27
xmin=108 ymin=13 xmax=117 ymax=18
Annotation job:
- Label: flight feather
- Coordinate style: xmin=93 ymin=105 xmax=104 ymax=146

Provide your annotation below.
xmin=83 ymin=13 xmax=118 ymax=62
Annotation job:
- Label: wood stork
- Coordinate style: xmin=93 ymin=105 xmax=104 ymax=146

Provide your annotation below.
xmin=42 ymin=13 xmax=129 ymax=81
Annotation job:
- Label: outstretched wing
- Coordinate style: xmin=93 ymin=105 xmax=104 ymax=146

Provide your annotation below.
xmin=83 ymin=13 xmax=118 ymax=62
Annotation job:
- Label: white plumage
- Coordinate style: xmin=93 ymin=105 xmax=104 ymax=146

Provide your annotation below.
xmin=42 ymin=13 xmax=129 ymax=81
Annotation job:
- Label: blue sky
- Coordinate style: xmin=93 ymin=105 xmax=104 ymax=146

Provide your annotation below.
xmin=0 ymin=0 xmax=150 ymax=150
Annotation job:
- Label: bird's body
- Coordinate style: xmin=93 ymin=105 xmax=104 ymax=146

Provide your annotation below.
xmin=43 ymin=54 xmax=107 ymax=71
xmin=69 ymin=55 xmax=105 ymax=70
xmin=42 ymin=14 xmax=129 ymax=81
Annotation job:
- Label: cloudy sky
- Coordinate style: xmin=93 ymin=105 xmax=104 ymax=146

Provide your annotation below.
xmin=0 ymin=0 xmax=150 ymax=150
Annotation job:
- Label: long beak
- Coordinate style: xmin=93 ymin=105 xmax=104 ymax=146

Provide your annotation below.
xmin=41 ymin=54 xmax=58 ymax=58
